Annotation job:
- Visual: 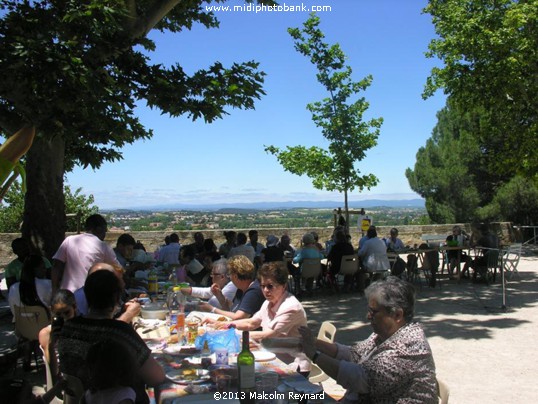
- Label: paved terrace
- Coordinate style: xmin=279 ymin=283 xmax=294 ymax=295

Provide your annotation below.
xmin=1 ymin=246 xmax=536 ymax=403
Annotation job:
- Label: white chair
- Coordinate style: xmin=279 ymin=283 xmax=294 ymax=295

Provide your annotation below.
xmin=309 ymin=322 xmax=337 ymax=384
xmin=437 ymin=377 xmax=450 ymax=404
xmin=503 ymin=243 xmax=522 ymax=280
xmin=336 ymin=255 xmax=359 ymax=285
xmin=300 ymin=258 xmax=322 ymax=294
xmin=39 ymin=346 xmax=63 ymax=404
xmin=14 ymin=305 xmax=51 ymax=369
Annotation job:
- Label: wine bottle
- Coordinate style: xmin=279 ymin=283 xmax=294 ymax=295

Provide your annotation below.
xmin=237 ymin=330 xmax=255 ymax=403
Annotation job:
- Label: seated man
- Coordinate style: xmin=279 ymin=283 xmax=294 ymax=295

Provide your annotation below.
xmin=261 ymin=235 xmax=284 ymax=263
xmin=180 ymin=259 xmax=237 ymax=309
xmin=445 ymin=225 xmax=470 ymax=279
xmin=200 ymin=255 xmax=264 ymax=322
xmin=158 ymin=233 xmax=181 ymax=265
xmin=228 ymin=232 xmax=255 ymax=263
xmin=384 ymin=228 xmax=405 ymax=251
xmin=5 ymin=238 xmax=51 ymax=290
xmin=469 ymin=224 xmax=499 ymax=282
xmin=357 ymin=226 xmax=390 ymax=292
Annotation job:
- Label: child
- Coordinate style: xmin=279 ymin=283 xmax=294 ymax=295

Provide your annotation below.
xmin=83 ymin=339 xmax=136 ymax=404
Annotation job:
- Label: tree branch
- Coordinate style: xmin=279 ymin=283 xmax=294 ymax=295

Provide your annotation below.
xmin=130 ymin=0 xmax=182 ymax=39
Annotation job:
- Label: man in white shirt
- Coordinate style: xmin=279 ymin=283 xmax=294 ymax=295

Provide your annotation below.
xmin=52 ymin=214 xmax=120 ymax=293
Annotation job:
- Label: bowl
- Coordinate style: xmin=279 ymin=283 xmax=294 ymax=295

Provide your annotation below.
xmin=140 ymin=307 xmax=168 ymax=320
xmin=208 ymin=364 xmax=238 ymax=385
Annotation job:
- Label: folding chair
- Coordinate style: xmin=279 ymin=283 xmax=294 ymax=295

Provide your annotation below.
xmin=503 ymin=243 xmax=522 ymax=280
xmin=14 ymin=305 xmax=51 ymax=369
xmin=300 ymin=258 xmax=321 ymax=295
xmin=309 ymin=321 xmax=337 ymax=384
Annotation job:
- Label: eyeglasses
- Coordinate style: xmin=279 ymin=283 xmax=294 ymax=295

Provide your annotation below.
xmin=367 ymin=306 xmax=384 ymax=316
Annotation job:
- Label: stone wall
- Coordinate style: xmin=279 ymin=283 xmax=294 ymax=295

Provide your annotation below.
xmin=0 ymin=222 xmax=517 ymax=266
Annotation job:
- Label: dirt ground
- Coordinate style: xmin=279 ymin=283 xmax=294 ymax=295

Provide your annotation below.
xmin=1 ymin=246 xmax=537 ymax=403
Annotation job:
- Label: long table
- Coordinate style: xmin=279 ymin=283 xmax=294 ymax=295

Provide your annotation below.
xmin=138 ymin=323 xmax=336 ymax=403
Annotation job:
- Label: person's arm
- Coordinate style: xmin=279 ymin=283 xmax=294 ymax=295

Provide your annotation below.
xmin=51 ymin=259 xmax=65 ymax=294
xmin=5 ymin=276 xmax=16 ymax=290
xmin=138 ymin=355 xmax=166 ymax=387
xmin=200 ymin=303 xmax=252 ymax=321
xmin=117 ymin=300 xmax=141 ymax=323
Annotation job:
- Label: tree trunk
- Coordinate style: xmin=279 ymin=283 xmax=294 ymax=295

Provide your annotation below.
xmin=22 ymin=134 xmax=66 ymax=259
xmin=344 ymin=189 xmax=350 ymax=235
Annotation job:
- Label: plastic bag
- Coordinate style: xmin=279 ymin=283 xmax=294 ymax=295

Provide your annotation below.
xmin=194 ymin=328 xmax=240 ymax=353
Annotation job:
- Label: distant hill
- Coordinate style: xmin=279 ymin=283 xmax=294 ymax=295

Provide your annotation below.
xmin=103 ymin=199 xmax=425 ymax=212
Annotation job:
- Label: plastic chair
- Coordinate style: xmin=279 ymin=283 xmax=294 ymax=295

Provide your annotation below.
xmin=334 ymin=255 xmax=358 ymax=289
xmin=309 ymin=321 xmax=337 ymax=384
xmin=63 ymin=373 xmax=85 ymax=404
xmin=14 ymin=305 xmax=50 ymax=369
xmin=503 ymin=243 xmax=522 ymax=280
xmin=300 ymin=258 xmax=321 ymax=294
xmin=437 ymin=377 xmax=450 ymax=404
xmin=39 ymin=346 xmax=63 ymax=404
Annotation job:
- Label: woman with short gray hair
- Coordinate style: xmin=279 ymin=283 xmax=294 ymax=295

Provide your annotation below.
xmin=300 ymin=276 xmax=437 ymax=403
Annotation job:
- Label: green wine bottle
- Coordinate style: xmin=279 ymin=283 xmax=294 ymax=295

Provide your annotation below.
xmin=237 ymin=330 xmax=255 ymax=403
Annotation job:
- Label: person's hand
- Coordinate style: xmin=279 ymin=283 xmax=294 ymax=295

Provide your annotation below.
xmin=210 ymin=283 xmax=222 ymax=296
xmin=298 ymin=326 xmax=316 ymax=358
xmin=198 ymin=302 xmax=213 ymax=312
xmin=122 ymin=300 xmax=141 ymax=320
xmin=214 ymin=321 xmax=232 ymax=330
xmin=201 ymin=317 xmax=217 ymax=326
xmin=180 ymin=287 xmax=192 ymax=296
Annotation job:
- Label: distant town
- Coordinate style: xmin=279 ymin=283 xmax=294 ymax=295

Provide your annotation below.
xmin=104 ymin=206 xmax=429 ymax=232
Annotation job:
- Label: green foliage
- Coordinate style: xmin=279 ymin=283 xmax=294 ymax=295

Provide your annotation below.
xmin=265 ymin=14 xmax=382 ymax=222
xmin=423 ymin=0 xmax=538 ymax=176
xmin=477 ymin=175 xmax=538 ymax=225
xmin=0 ymin=181 xmax=98 ymax=232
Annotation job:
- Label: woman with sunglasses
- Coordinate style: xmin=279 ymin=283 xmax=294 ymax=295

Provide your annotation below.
xmin=219 ymin=261 xmax=310 ymax=376
xmin=299 ymin=276 xmax=437 ymax=403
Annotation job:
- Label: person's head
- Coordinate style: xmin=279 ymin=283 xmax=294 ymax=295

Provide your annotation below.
xmin=334 ymin=231 xmax=347 ymax=244
xmin=180 ymin=244 xmax=195 ymax=264
xmin=452 ymin=226 xmax=462 ymax=236
xmin=302 ymin=233 xmax=315 ymax=246
xmin=194 ymin=232 xmax=204 ymax=246
xmin=365 ymin=277 xmax=415 ymax=341
xmin=85 ymin=214 xmax=108 ymax=241
xmin=224 ymin=231 xmax=237 ymax=244
xmin=87 ymin=339 xmax=135 ymax=391
xmin=51 ymin=289 xmax=77 ymax=321
xmin=11 ymin=237 xmax=30 ymax=259
xmin=236 ymin=232 xmax=247 ymax=246
xmin=164 ymin=235 xmax=171 ymax=245
xmin=266 ymin=235 xmax=279 ymax=247
xmin=280 ymin=234 xmax=291 ymax=247
xmin=258 ymin=262 xmax=289 ymax=305
xmin=228 ymin=255 xmax=255 ymax=284
xmin=311 ymin=232 xmax=319 ymax=242
xmin=170 ymin=233 xmax=180 ymax=244
xmin=203 ymin=238 xmax=217 ymax=252
xmin=248 ymin=230 xmax=258 ymax=243
xmin=88 ymin=262 xmax=126 ymax=291
xmin=367 ymin=226 xmax=377 ymax=239
xmin=390 ymin=228 xmax=399 ymax=239
xmin=116 ymin=233 xmax=136 ymax=260
xmin=84 ymin=270 xmax=122 ymax=313
xmin=210 ymin=259 xmax=229 ymax=288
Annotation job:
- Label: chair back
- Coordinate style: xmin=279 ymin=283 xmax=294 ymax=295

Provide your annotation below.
xmin=339 ymin=255 xmax=359 ymax=276
xmin=63 ymin=373 xmax=85 ymax=404
xmin=300 ymin=259 xmax=321 ymax=279
xmin=486 ymin=248 xmax=501 ymax=269
xmin=317 ymin=321 xmax=336 ymax=343
xmin=14 ymin=305 xmax=50 ymax=342
xmin=437 ymin=377 xmax=450 ymax=404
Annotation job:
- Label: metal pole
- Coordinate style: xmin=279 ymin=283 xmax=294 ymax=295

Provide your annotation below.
xmin=501 ymin=251 xmax=507 ymax=312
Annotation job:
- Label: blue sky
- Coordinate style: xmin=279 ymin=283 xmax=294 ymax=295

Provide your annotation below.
xmin=66 ymin=0 xmax=447 ymax=209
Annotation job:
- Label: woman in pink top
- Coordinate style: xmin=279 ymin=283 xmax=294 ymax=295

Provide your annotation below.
xmin=221 ymin=261 xmax=311 ymax=375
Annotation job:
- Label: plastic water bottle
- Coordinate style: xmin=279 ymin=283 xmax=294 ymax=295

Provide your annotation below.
xmin=169 ymin=287 xmax=186 ymax=344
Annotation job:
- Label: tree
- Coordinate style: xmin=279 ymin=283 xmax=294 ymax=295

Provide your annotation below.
xmin=265 ymin=14 xmax=382 ymax=231
xmin=0 ymin=0 xmax=272 ymax=257
xmin=0 ymin=181 xmax=98 ymax=233
xmin=423 ymin=0 xmax=538 ymax=177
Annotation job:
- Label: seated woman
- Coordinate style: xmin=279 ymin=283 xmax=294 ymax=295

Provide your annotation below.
xmin=57 ymin=270 xmax=165 ymax=404
xmin=293 ymin=233 xmax=324 ymax=295
xmin=8 ymin=254 xmax=52 ymax=317
xmin=445 ymin=225 xmax=470 ymax=279
xmin=299 ymin=277 xmax=437 ymax=403
xmin=327 ymin=230 xmax=355 ymax=290
xmin=220 ymin=262 xmax=310 ymax=376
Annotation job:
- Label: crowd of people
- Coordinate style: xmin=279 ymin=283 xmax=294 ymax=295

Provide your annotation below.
xmin=5 ymin=213 xmax=506 ymax=403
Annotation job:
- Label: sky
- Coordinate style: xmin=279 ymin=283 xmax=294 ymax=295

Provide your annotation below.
xmin=66 ymin=0 xmax=447 ymax=210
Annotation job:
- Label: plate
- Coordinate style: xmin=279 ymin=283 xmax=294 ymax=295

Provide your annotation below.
xmin=167 ymin=369 xmax=210 ymax=385
xmin=253 ymin=351 xmax=276 ymax=362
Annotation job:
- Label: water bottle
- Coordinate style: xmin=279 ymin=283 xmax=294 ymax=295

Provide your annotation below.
xmin=147 ymin=268 xmax=158 ymax=297
xmin=169 ymin=287 xmax=185 ymax=344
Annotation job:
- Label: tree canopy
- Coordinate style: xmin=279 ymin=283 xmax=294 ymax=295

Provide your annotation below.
xmin=265 ymin=13 xmax=382 ymax=228
xmin=423 ymin=0 xmax=538 ymax=177
xmin=0 ymin=0 xmax=272 ymax=256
